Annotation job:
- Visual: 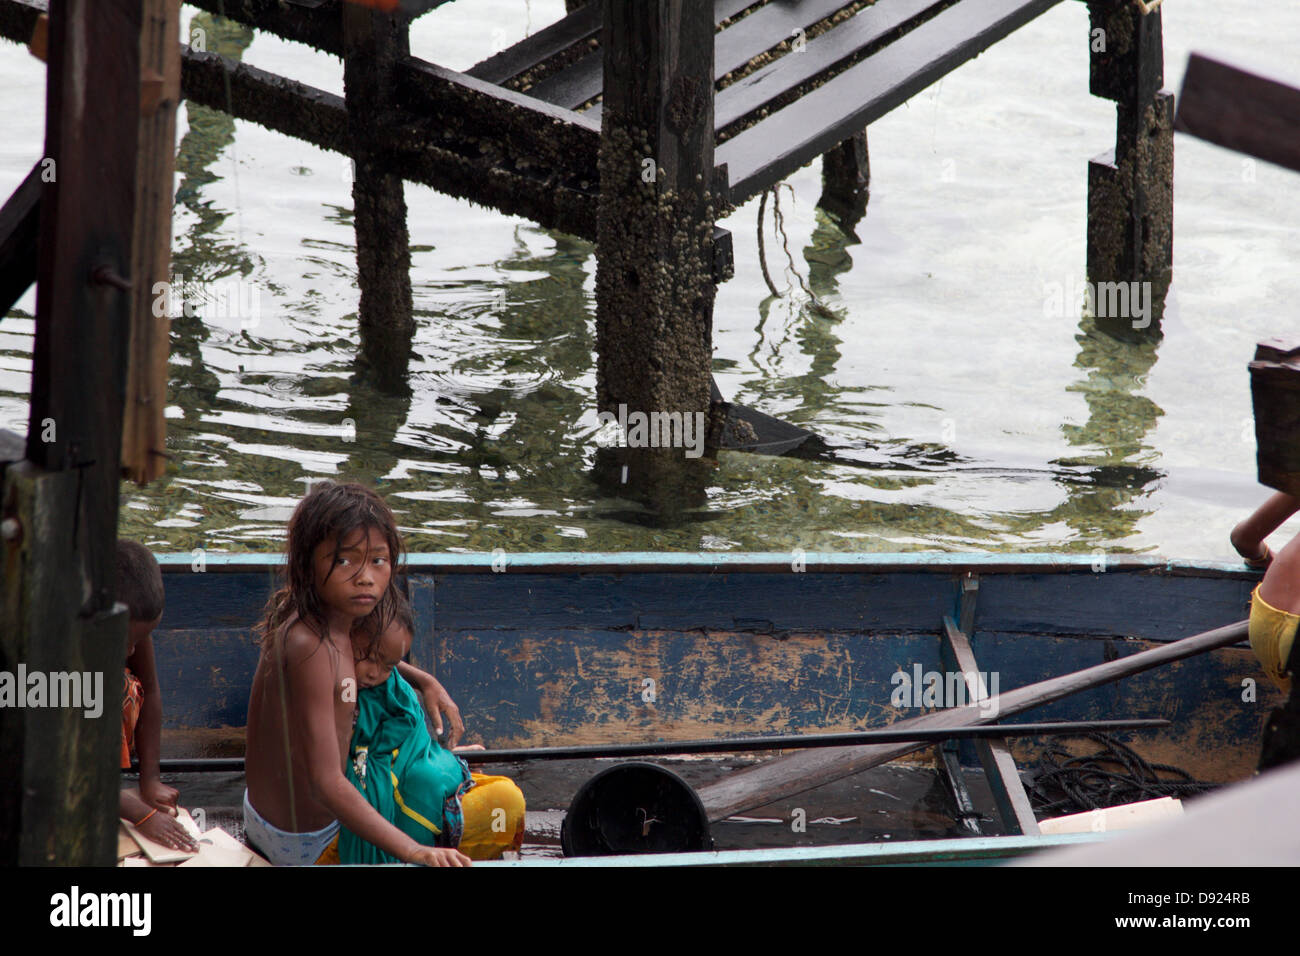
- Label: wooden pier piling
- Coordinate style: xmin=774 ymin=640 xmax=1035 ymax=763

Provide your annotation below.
xmin=343 ymin=2 xmax=415 ymax=395
xmin=1085 ymin=0 xmax=1173 ymax=328
xmin=593 ymin=0 xmax=723 ymax=506
xmin=1 ymin=0 xmax=154 ymax=866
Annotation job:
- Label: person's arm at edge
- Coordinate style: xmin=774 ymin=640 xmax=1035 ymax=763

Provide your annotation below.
xmin=126 ymin=634 xmax=180 ymax=813
xmin=1233 ymin=492 xmax=1300 ymax=567
xmin=284 ymin=628 xmax=470 ymax=867
xmin=396 ymin=660 xmax=464 ymax=749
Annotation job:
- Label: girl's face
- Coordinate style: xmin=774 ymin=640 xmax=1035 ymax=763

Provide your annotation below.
xmin=312 ymin=526 xmax=392 ymax=618
xmin=354 ymin=625 xmax=412 ymax=689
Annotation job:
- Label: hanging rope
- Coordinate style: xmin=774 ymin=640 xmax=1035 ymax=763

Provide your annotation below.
xmin=755 ymin=184 xmax=836 ymax=317
xmin=1024 ymin=732 xmax=1217 ymax=817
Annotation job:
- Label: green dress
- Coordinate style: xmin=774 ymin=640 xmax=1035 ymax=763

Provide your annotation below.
xmin=338 ymin=670 xmax=473 ymax=864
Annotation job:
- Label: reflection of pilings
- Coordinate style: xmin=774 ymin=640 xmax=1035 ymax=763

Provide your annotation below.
xmin=1053 ymin=313 xmax=1164 ymax=544
xmin=818 ymin=129 xmax=869 ymax=237
xmin=343 ymin=4 xmax=415 ymax=396
xmin=1085 ymin=1 xmax=1172 ymax=320
xmin=593 ymin=0 xmax=722 ymax=513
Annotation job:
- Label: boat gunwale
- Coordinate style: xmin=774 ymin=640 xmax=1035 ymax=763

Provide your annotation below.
xmin=154 ymin=551 xmax=1260 ymax=578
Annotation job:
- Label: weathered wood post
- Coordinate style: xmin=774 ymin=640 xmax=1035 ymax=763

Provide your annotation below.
xmin=594 ymin=0 xmax=721 ymax=510
xmin=343 ymin=2 xmax=415 ymax=395
xmin=1 ymin=0 xmax=143 ymax=865
xmin=1085 ymin=0 xmax=1173 ymax=331
xmin=819 ymin=130 xmax=870 ymax=235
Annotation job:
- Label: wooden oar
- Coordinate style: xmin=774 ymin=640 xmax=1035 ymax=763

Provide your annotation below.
xmin=697 ymin=620 xmax=1249 ymax=823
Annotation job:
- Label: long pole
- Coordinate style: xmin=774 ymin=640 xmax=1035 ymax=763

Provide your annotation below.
xmin=136 ymin=718 xmax=1169 ymax=773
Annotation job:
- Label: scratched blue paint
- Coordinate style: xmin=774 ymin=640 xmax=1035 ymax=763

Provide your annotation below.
xmin=147 ymin=553 xmax=1268 ymax=769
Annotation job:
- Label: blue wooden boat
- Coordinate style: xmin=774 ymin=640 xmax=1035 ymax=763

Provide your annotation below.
xmin=150 ymin=552 xmax=1277 ymax=863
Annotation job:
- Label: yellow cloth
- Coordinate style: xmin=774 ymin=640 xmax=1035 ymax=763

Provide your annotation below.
xmin=314 ymin=773 xmax=525 ymax=864
xmin=1249 ymin=584 xmax=1298 ymax=694
xmin=458 ymin=774 xmax=526 ymax=861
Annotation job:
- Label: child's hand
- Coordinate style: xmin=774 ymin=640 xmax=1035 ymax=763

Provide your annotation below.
xmin=137 ymin=811 xmax=200 ymax=853
xmin=452 ymin=744 xmax=485 ymax=752
xmin=408 ymin=846 xmax=472 ymax=867
xmin=140 ymin=777 xmax=180 ymax=812
xmin=418 ymin=678 xmax=466 ymax=750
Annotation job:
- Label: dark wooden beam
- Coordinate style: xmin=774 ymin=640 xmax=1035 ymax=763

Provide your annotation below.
xmin=697 ymin=619 xmax=1247 ymax=823
xmin=2 ymin=0 xmax=140 ymax=867
xmin=717 ymin=0 xmax=1064 ymax=205
xmin=184 ymin=0 xmax=343 ymax=54
xmin=0 ymin=161 xmax=41 ymax=318
xmin=178 ymin=48 xmax=602 ymax=238
xmin=1249 ymin=338 xmax=1300 ymax=497
xmin=1174 ymin=54 xmax=1300 ymax=175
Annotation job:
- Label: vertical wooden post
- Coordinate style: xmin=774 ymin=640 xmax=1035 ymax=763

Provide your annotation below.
xmin=1086 ymin=0 xmax=1173 ymax=327
xmin=595 ymin=0 xmax=719 ymax=508
xmin=122 ymin=0 xmax=181 ymax=485
xmin=343 ymin=3 xmax=414 ymax=395
xmin=819 ymin=129 xmax=870 ymax=236
xmin=2 ymin=0 xmax=141 ymax=866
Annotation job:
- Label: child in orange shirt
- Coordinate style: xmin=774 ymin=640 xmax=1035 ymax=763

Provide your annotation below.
xmin=116 ymin=540 xmax=197 ymax=851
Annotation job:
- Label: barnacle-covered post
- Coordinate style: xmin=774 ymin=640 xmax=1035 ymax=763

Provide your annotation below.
xmin=343 ymin=1 xmax=415 ymax=395
xmin=594 ymin=0 xmax=721 ymax=510
xmin=1085 ymin=0 xmax=1173 ymax=332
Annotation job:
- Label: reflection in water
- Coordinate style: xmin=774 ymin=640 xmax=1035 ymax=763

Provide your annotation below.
xmin=0 ymin=2 xmax=1256 ymax=558
xmin=1045 ymin=311 xmax=1165 ymax=549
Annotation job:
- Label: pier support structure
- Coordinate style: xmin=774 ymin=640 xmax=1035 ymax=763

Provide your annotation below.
xmin=343 ymin=2 xmax=415 ymax=394
xmin=594 ymin=0 xmax=722 ymax=508
xmin=1085 ymin=0 xmax=1173 ymax=330
xmin=1 ymin=0 xmax=148 ymax=865
xmin=819 ymin=130 xmax=870 ymax=236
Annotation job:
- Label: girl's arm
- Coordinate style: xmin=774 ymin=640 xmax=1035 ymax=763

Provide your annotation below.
xmin=396 ymin=661 xmax=465 ymax=749
xmin=284 ymin=628 xmax=470 ymax=867
xmin=126 ymin=634 xmax=179 ymax=813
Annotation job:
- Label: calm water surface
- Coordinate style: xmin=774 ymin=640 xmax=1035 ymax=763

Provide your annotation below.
xmin=2 ymin=0 xmax=1298 ymax=559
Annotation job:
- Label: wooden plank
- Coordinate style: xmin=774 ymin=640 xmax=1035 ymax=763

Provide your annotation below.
xmin=121 ymin=0 xmax=180 ymax=486
xmin=528 ymin=0 xmax=756 ymax=108
xmin=715 ymin=0 xmax=943 ymax=131
xmin=1174 ymin=53 xmax=1300 ymax=176
xmin=942 ymin=616 xmax=1040 ymax=835
xmin=0 ymin=161 xmax=41 ymax=318
xmin=717 ymin=0 xmax=1064 ymax=203
xmin=465 ymin=0 xmax=601 ymax=85
xmin=696 ymin=619 xmax=1247 ymax=822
